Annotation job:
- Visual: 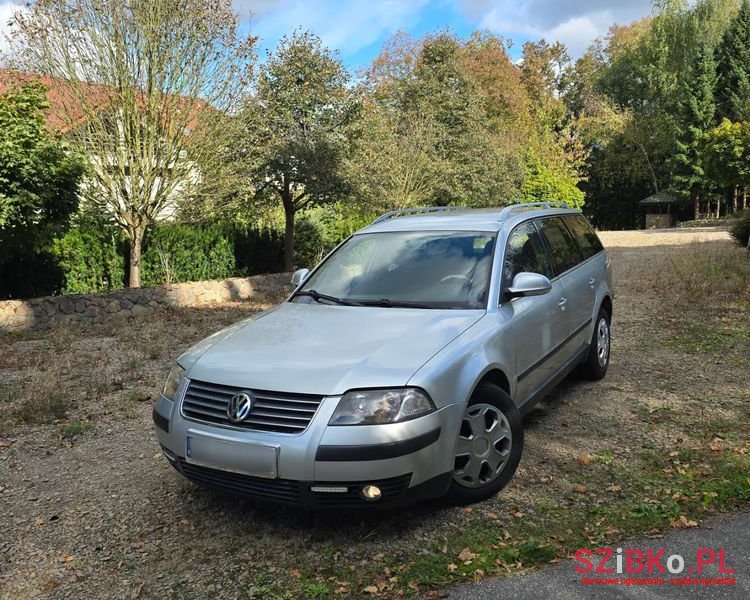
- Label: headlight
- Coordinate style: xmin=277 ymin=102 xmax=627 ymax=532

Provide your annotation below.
xmin=161 ymin=364 xmax=186 ymax=401
xmin=329 ymin=388 xmax=435 ymax=425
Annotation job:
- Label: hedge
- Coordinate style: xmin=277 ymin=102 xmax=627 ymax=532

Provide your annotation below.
xmin=52 ymin=223 xmax=125 ymax=294
xmin=141 ymin=224 xmax=236 ymax=286
xmin=2 ymin=209 xmax=375 ymax=298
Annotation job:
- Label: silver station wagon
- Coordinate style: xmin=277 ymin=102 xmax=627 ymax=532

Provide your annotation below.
xmin=154 ymin=203 xmax=613 ymax=507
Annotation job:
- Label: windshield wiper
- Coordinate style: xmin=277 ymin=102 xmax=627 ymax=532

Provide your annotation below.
xmin=361 ymin=298 xmax=436 ymax=309
xmin=295 ymin=289 xmax=363 ymax=306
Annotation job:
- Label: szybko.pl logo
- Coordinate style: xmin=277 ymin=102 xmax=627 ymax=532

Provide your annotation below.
xmin=574 ymin=547 xmax=736 ymax=586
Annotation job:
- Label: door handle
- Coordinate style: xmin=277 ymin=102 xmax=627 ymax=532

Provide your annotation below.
xmin=588 ymin=278 xmax=596 ymax=287
xmin=558 ymin=297 xmax=567 ymax=311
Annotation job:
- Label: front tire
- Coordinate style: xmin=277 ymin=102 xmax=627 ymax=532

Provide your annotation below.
xmin=445 ymin=383 xmax=523 ymax=505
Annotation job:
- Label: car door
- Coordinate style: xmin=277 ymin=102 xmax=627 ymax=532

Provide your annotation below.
xmin=561 ymin=215 xmax=604 ymax=350
xmin=499 ymin=220 xmax=571 ymax=406
xmin=536 ymin=217 xmax=587 ymax=365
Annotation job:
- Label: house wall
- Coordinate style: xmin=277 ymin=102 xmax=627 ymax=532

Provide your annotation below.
xmin=0 ymin=273 xmax=292 ymax=334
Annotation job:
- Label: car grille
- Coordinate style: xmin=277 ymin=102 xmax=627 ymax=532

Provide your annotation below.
xmin=181 ymin=379 xmax=324 ymax=434
xmin=178 ymin=459 xmax=302 ymax=504
xmin=176 ymin=459 xmax=412 ymax=507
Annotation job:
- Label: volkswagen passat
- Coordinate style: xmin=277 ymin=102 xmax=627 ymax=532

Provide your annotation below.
xmin=153 ymin=203 xmax=613 ymax=507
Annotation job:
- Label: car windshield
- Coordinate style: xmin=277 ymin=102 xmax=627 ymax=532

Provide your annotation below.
xmin=295 ymin=231 xmax=496 ymax=309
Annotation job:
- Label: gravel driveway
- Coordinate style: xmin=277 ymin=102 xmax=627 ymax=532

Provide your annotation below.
xmin=0 ymin=227 xmax=744 ymax=600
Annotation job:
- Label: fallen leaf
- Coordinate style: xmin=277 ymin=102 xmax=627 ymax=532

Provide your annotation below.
xmin=574 ymin=484 xmax=588 ymax=494
xmin=457 ymin=548 xmax=476 ymax=562
xmin=447 ymin=563 xmax=458 ymax=572
xmin=577 ymin=452 xmax=592 ymax=466
xmin=672 ymin=515 xmax=698 ymax=528
xmin=363 ymin=585 xmax=379 ymax=594
xmin=512 ymin=511 xmax=524 ymax=518
xmin=606 ymin=484 xmax=622 ymax=492
xmin=289 ymin=569 xmax=301 ymax=578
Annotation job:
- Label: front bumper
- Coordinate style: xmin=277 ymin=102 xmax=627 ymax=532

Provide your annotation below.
xmin=153 ymin=390 xmax=463 ymax=508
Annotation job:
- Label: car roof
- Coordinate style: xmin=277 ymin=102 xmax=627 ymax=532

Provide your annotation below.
xmin=356 ymin=205 xmax=583 ymax=235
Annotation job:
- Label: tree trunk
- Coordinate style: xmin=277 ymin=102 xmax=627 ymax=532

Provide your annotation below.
xmin=129 ymin=227 xmax=145 ymax=288
xmin=716 ymin=196 xmax=721 ymax=219
xmin=693 ymin=190 xmax=700 ymax=220
xmin=732 ymin=185 xmax=738 ymax=213
xmin=283 ymin=205 xmax=295 ymax=272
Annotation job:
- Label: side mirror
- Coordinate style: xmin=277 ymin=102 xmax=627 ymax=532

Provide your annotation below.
xmin=291 ymin=268 xmax=310 ymax=287
xmin=507 ymin=272 xmax=552 ymax=298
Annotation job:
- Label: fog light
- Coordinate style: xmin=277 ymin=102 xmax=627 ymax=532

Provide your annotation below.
xmin=361 ymin=485 xmax=382 ymax=501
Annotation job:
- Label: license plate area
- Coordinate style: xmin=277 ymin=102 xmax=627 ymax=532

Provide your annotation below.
xmin=186 ymin=431 xmax=278 ymax=479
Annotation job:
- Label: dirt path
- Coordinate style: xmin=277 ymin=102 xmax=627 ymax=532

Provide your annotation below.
xmin=0 ymin=228 xmax=745 ymax=600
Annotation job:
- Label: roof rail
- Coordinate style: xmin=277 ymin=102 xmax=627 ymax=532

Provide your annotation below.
xmin=497 ymin=201 xmax=573 ymax=221
xmin=371 ymin=206 xmax=465 ymax=225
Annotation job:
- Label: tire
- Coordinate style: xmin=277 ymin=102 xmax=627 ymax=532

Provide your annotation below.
xmin=578 ymin=305 xmax=611 ymax=380
xmin=445 ymin=382 xmax=523 ymax=505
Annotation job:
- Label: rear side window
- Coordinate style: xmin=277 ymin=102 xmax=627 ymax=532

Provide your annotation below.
xmin=563 ymin=215 xmax=604 ymax=259
xmin=503 ymin=221 xmax=553 ymax=284
xmin=537 ymin=217 xmax=583 ymax=275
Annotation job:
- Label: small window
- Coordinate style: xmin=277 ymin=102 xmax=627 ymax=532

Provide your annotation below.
xmin=537 ymin=217 xmax=583 ymax=275
xmin=563 ymin=215 xmax=603 ymax=259
xmin=503 ymin=221 xmax=553 ymax=286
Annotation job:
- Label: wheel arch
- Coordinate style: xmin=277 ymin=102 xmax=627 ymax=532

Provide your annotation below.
xmin=473 ymin=368 xmax=512 ymax=399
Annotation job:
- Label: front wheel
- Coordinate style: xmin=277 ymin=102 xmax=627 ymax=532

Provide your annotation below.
xmin=445 ymin=382 xmax=523 ymax=505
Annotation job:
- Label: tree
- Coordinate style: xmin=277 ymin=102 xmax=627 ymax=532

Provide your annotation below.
xmin=521 ymin=151 xmax=585 ymax=208
xmin=715 ymin=0 xmax=750 ymax=121
xmin=0 ymin=83 xmax=85 ymax=298
xmin=356 ymin=32 xmax=524 ymax=211
xmin=347 ymin=104 xmax=442 ymax=212
xmin=669 ymin=40 xmax=717 ymax=218
xmin=244 ymin=31 xmax=355 ymax=271
xmin=11 ymin=0 xmax=255 ymax=287
xmin=701 ymin=119 xmax=750 ymax=213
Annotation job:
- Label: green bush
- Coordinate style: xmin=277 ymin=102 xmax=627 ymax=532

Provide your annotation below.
xmin=729 ymin=209 xmax=750 ymax=247
xmin=141 ymin=224 xmax=236 ymax=286
xmin=52 ymin=223 xmax=125 ymax=294
xmin=232 ymin=226 xmax=284 ymax=275
xmin=294 ymin=208 xmax=375 ymax=268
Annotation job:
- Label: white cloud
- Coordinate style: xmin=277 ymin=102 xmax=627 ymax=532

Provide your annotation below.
xmin=473 ymin=0 xmax=653 ymax=56
xmin=248 ymin=0 xmax=429 ymax=59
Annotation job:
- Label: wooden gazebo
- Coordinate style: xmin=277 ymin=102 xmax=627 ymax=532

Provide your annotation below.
xmin=640 ymin=191 xmax=680 ymax=229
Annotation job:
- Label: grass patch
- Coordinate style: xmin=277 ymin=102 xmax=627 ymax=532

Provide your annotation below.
xmin=58 ymin=419 xmax=88 ymax=440
xmin=14 ymin=388 xmax=74 ymax=423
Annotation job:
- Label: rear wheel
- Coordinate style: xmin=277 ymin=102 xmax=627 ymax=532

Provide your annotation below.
xmin=446 ymin=382 xmax=523 ymax=505
xmin=578 ymin=305 xmax=611 ymax=380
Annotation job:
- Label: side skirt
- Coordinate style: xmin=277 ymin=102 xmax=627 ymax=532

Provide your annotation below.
xmin=517 ymin=344 xmax=589 ymax=416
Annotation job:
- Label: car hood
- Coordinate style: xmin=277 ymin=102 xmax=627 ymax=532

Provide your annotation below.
xmin=182 ymin=301 xmax=484 ymax=396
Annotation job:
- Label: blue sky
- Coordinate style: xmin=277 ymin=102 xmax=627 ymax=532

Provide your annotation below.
xmin=238 ymin=0 xmax=655 ymax=70
xmin=0 ymin=1 xmax=655 ymax=69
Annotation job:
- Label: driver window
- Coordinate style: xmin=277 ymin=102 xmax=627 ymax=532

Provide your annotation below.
xmin=503 ymin=221 xmax=553 ymax=287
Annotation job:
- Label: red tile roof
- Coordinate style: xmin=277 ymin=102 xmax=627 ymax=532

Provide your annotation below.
xmin=0 ymin=69 xmax=209 ymax=134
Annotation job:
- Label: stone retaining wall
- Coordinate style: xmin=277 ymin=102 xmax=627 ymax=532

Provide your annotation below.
xmin=0 ymin=273 xmax=292 ymax=334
